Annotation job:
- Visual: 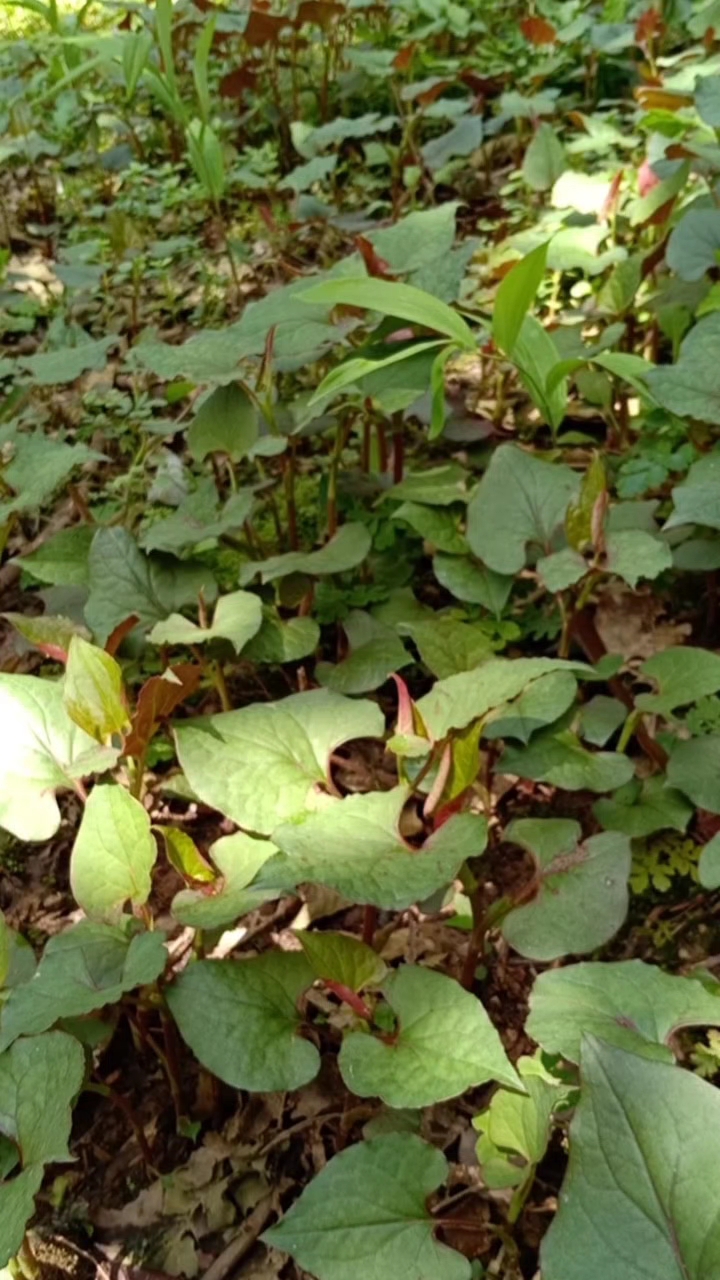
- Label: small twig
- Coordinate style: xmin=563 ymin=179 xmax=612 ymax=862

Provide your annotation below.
xmin=200 ymin=1194 xmax=278 ymax=1280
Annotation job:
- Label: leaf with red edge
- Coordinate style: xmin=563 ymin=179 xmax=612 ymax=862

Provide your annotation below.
xmin=2 ymin=613 xmax=89 ymax=665
xmin=600 ymin=170 xmax=624 ymax=221
xmin=125 ymin=663 xmax=201 ymax=759
xmin=519 ymin=15 xmax=557 ymax=44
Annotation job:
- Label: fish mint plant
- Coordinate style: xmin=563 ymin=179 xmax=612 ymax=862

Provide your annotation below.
xmin=5 ymin=3 xmax=720 ymax=1277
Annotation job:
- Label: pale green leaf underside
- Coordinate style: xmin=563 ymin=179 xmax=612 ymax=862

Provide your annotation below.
xmin=70 ymin=785 xmax=157 ymax=921
xmin=0 ymin=674 xmax=115 ymax=842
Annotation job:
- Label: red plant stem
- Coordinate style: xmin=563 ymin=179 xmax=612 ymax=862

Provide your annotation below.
xmin=362 ymin=905 xmax=379 ymax=947
xmin=324 ymin=980 xmax=372 ymax=1022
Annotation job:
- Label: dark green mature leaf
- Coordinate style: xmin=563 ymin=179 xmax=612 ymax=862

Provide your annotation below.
xmin=433 ymin=554 xmax=513 ymax=615
xmin=696 ymin=75 xmax=720 ymax=127
xmin=15 ymin=336 xmax=116 ymax=384
xmin=187 ymin=383 xmax=259 ymax=460
xmin=240 ymin=523 xmax=371 ymax=585
xmin=528 ymin=959 xmax=720 ymax=1064
xmin=667 ymin=734 xmax=720 ymax=812
xmin=0 ymin=1032 xmax=85 ymax=1267
xmin=170 ymin=831 xmax=286 ymax=929
xmin=63 ymin=636 xmax=129 ymax=743
xmin=243 ymin=611 xmax=320 ymax=663
xmin=85 ymin=528 xmax=216 ymax=644
xmin=593 ymin=777 xmax=693 ymax=837
xmin=664 ymin=453 xmax=720 ymax=531
xmin=301 ymin=277 xmax=476 ymax=350
xmin=174 ymin=689 xmax=384 ymax=835
xmin=647 ymin=313 xmax=720 ymax=424
xmin=0 ymin=923 xmax=166 ymax=1050
xmin=501 ymin=819 xmax=631 ymax=961
xmin=415 ymin=657 xmax=589 ymax=740
xmin=667 ymin=208 xmax=720 ymax=282
xmin=467 ymin=445 xmax=579 ymax=574
xmin=580 ymin=695 xmax=627 ymax=746
xmin=339 ymin=965 xmax=518 ymax=1106
xmin=264 ymin=1134 xmax=471 ymax=1280
xmin=70 ymin=784 xmax=157 ymax=921
xmin=484 ymin=670 xmax=578 ymax=744
xmin=0 ymin=675 xmax=115 ymax=842
xmin=400 ymin=616 xmax=495 ymax=679
xmin=699 ymin=832 xmax=720 ymax=887
xmin=422 ymin=116 xmax=484 ymax=173
xmin=541 ymin=1038 xmax=720 ymax=1280
xmin=605 ymin=530 xmax=672 ymax=586
xmin=383 ymin=463 xmax=470 ymax=506
xmin=274 ymin=787 xmax=487 ymax=910
xmin=501 ymin=730 xmax=634 ymax=792
xmin=140 ymin=480 xmax=254 ymax=555
xmin=167 ymin=953 xmax=319 ymax=1091
xmin=537 ymin=547 xmax=587 ymax=592
xmin=392 ymin=501 xmax=466 ymax=555
xmin=636 ymin=646 xmax=720 ymax=714
xmin=316 ymin=610 xmax=410 ymax=693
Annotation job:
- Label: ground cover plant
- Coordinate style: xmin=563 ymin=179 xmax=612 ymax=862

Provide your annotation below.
xmin=4 ymin=0 xmax=720 ymax=1277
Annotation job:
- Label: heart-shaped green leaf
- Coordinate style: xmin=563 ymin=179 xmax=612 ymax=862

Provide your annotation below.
xmin=339 ymin=965 xmax=518 ymax=1106
xmin=240 ymin=523 xmax=371 ymax=585
xmin=527 ymin=959 xmax=720 ymax=1064
xmin=501 ymin=819 xmax=631 ymax=961
xmin=414 ymin=657 xmax=589 ymax=740
xmin=298 ymin=931 xmax=386 ymax=992
xmin=501 ymin=729 xmax=634 ymax=792
xmin=467 ymin=445 xmax=579 ymax=575
xmin=273 ymin=787 xmax=487 ymax=910
xmin=174 ymin=689 xmax=384 ymax=835
xmin=63 ymin=636 xmax=130 ymax=743
xmin=263 ymin=1133 xmax=471 ymax=1280
xmin=167 ymin=953 xmax=319 ymax=1091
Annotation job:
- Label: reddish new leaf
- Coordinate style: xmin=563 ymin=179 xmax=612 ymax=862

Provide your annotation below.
xmin=635 ymin=6 xmax=664 ymax=47
xmin=297 ymin=1 xmax=345 ymax=28
xmin=106 ymin=614 xmax=140 ymax=658
xmin=243 ymin=8 xmax=288 ymax=47
xmin=393 ymin=42 xmax=416 ymax=71
xmin=219 ymin=65 xmax=258 ymax=98
xmin=520 ymin=15 xmax=557 ymax=45
xmin=125 ymin=663 xmax=201 ymax=759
